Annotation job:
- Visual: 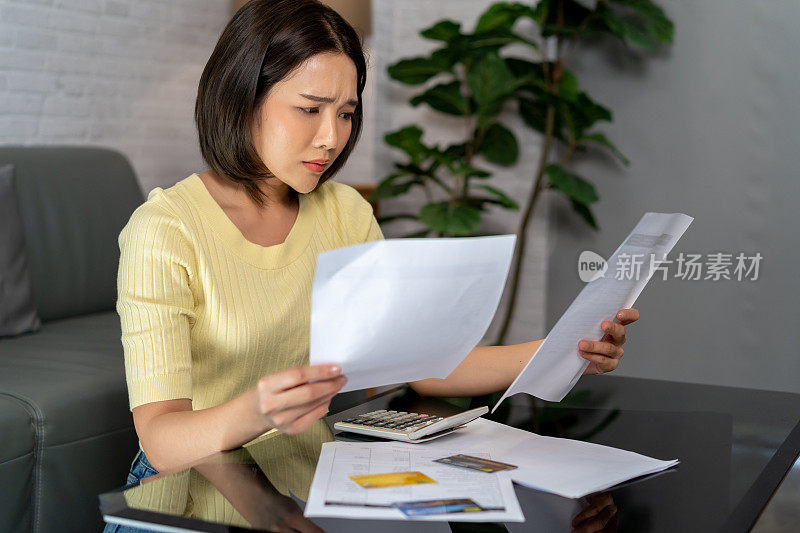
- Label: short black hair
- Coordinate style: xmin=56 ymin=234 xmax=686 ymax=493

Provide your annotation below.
xmin=195 ymin=0 xmax=367 ymax=207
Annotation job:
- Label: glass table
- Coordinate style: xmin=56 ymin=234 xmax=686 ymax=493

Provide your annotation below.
xmin=99 ymin=375 xmax=800 ymax=532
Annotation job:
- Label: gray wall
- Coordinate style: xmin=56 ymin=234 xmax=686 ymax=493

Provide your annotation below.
xmin=548 ymin=0 xmax=800 ymax=393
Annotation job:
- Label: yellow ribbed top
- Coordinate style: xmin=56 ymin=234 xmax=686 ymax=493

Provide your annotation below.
xmin=117 ymin=173 xmax=383 ymax=412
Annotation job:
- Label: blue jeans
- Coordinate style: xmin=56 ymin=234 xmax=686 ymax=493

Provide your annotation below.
xmin=102 ymin=449 xmax=160 ymax=533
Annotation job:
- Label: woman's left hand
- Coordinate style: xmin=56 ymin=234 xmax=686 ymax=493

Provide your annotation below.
xmin=579 ymin=308 xmax=640 ymax=375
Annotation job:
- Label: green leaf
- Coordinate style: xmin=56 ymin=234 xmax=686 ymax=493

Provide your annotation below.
xmin=518 ymin=97 xmax=549 ymax=134
xmin=443 ymin=142 xmax=468 ymax=160
xmin=581 ymin=132 xmax=630 ymax=166
xmin=387 ymin=57 xmax=445 ymax=85
xmin=600 ymin=11 xmax=655 ymax=51
xmin=372 ymin=174 xmax=420 ymax=200
xmin=477 ymin=185 xmax=519 ymax=209
xmin=533 ymin=0 xmax=594 ymax=35
xmin=505 ymin=57 xmax=539 ymax=78
xmin=467 ymin=52 xmax=515 ymax=106
xmin=559 ymin=69 xmax=580 ymax=102
xmin=430 ymin=47 xmax=459 ymax=70
xmin=393 ymin=162 xmax=426 ymax=175
xmin=461 ymin=165 xmax=491 ymax=179
xmin=568 ymin=92 xmax=612 ymax=138
xmin=467 ymin=31 xmax=521 ymax=53
xmin=518 ymin=97 xmax=568 ymax=142
xmin=475 ymin=2 xmax=535 ymax=34
xmin=419 ymin=202 xmax=482 ymax=236
xmin=420 ymin=20 xmax=461 ymax=42
xmin=410 ymin=81 xmax=470 ymax=116
xmin=384 ymin=125 xmax=428 ymax=164
xmin=569 ymin=198 xmax=599 ymax=229
xmin=545 ymin=164 xmax=599 ymax=205
xmin=376 ymin=213 xmax=418 ymax=224
xmin=505 ymin=57 xmax=546 ymax=94
xmin=610 ymin=0 xmax=674 ymax=44
xmin=477 ymin=122 xmax=519 ymax=166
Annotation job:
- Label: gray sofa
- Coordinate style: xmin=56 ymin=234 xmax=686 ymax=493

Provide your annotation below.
xmin=0 ymin=146 xmax=144 ymax=532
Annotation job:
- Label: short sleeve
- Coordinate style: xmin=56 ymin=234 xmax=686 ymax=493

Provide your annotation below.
xmin=117 ymin=198 xmax=196 ymax=410
xmin=324 ymin=181 xmax=385 ymax=245
xmin=363 ymin=213 xmax=384 ymax=243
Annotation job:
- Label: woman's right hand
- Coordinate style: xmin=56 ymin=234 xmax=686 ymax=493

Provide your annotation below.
xmin=255 ymin=364 xmax=347 ymax=435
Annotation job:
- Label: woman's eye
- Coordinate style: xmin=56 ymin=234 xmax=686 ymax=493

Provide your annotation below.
xmin=340 ymin=112 xmax=353 ymax=121
xmin=299 ymin=107 xmax=319 ymax=114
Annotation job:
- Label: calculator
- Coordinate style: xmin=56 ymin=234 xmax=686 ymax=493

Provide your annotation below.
xmin=333 ymin=406 xmax=489 ymax=443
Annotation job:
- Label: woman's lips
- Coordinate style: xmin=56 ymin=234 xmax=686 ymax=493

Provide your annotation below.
xmin=302 ymin=161 xmax=325 ymax=173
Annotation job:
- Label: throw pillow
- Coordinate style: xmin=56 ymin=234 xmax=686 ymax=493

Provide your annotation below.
xmin=0 ymin=164 xmax=42 ymax=337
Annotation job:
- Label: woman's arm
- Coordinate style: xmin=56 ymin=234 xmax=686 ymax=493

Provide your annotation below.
xmin=408 ymin=339 xmax=544 ymax=397
xmin=133 ymin=365 xmax=346 ymax=472
xmin=408 ymin=308 xmax=640 ymax=397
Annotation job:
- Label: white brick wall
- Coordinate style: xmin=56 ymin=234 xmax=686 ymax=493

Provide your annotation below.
xmin=372 ymin=0 xmax=549 ymax=345
xmin=0 ymin=0 xmax=230 ymax=193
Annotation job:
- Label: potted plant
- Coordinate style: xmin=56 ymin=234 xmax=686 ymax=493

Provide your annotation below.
xmin=373 ymin=0 xmax=673 ymax=344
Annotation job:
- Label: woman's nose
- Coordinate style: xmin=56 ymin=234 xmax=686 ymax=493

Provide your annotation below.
xmin=314 ymin=113 xmax=338 ymax=150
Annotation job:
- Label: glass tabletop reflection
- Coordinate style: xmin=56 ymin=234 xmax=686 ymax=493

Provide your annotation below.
xmin=99 ymin=375 xmax=800 ymax=533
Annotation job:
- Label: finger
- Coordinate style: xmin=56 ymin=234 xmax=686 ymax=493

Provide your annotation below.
xmin=269 ymin=375 xmax=347 ymax=413
xmin=616 ymin=308 xmax=639 ymax=325
xmin=588 ymin=492 xmax=614 ymax=506
xmin=269 ymin=392 xmax=336 ymax=433
xmin=274 ymin=385 xmax=341 ymax=421
xmin=572 ymin=504 xmax=617 ymax=533
xmin=282 ymin=398 xmax=333 ymax=435
xmin=578 ymin=341 xmax=624 ymax=359
xmin=579 ymin=352 xmax=619 ymax=372
xmin=262 ymin=364 xmax=342 ymax=393
xmin=572 ymin=494 xmax=613 ymax=525
xmin=600 ymin=321 xmax=626 ymax=345
xmin=285 ymin=511 xmax=325 ymax=533
xmin=572 ymin=503 xmax=603 ymax=526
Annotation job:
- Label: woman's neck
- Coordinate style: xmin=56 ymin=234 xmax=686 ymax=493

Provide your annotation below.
xmin=200 ymin=170 xmax=296 ymax=212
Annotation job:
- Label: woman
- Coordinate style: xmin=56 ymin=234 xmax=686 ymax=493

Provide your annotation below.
xmin=115 ymin=0 xmax=637 ymax=502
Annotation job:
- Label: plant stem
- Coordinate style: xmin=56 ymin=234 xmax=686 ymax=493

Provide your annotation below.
xmin=494 ymin=104 xmax=556 ymax=345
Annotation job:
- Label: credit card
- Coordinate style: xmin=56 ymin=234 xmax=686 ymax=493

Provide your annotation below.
xmin=349 ymin=471 xmax=436 ymax=488
xmin=394 ymin=498 xmax=484 ymax=517
xmin=433 ymin=454 xmax=518 ymax=473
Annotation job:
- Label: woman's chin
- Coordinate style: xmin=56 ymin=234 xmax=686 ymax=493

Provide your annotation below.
xmin=293 ymin=179 xmax=320 ymax=194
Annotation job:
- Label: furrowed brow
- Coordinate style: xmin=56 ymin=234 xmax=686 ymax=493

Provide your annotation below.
xmin=300 ymin=93 xmax=358 ymax=107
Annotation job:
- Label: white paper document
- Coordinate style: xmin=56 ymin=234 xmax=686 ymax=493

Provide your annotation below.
xmin=310 ymin=235 xmax=516 ymax=392
xmin=422 ymin=418 xmax=679 ymax=499
xmin=494 ymin=213 xmax=693 ymax=406
xmin=305 ymin=441 xmax=524 ymax=522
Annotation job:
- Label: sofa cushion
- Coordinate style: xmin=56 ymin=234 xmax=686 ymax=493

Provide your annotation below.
xmin=0 ymin=165 xmax=42 ymax=338
xmin=0 ymin=395 xmax=35 ymax=533
xmin=0 ymin=311 xmax=132 ymax=446
xmin=0 ymin=147 xmax=144 ymax=322
xmin=0 ymin=311 xmax=139 ymax=532
xmin=0 ymin=395 xmax=34 ymax=465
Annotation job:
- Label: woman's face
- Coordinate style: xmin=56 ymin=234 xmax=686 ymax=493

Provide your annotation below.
xmin=252 ymin=52 xmax=358 ymax=197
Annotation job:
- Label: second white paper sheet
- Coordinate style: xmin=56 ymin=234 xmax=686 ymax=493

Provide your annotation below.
xmin=421 ymin=418 xmax=679 ymax=499
xmin=310 ymin=235 xmax=515 ymax=392
xmin=494 ymin=213 xmax=693 ymax=407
